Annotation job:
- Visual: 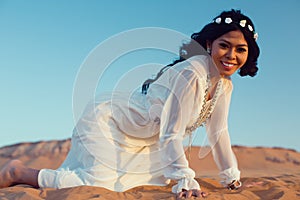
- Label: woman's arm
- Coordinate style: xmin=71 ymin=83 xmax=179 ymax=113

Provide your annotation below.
xmin=205 ymin=79 xmax=241 ymax=187
xmin=159 ymin=68 xmax=202 ymax=194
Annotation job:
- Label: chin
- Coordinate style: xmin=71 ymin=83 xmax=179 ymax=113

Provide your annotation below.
xmin=220 ymin=71 xmax=234 ymax=77
xmin=220 ymin=68 xmax=240 ymax=77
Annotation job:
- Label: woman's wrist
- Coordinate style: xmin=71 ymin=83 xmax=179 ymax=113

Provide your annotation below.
xmin=171 ymin=177 xmax=200 ymax=194
xmin=227 ymin=180 xmax=242 ymax=190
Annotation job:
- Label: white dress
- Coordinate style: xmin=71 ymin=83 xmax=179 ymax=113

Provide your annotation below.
xmin=38 ymin=55 xmax=240 ymax=193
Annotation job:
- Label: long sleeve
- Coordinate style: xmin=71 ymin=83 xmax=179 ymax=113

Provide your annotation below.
xmin=159 ymin=68 xmax=201 ymax=193
xmin=205 ymin=79 xmax=241 ymax=186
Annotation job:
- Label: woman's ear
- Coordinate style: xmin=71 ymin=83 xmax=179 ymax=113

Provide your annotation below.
xmin=206 ymin=40 xmax=212 ymax=54
xmin=206 ymin=40 xmax=212 ymax=50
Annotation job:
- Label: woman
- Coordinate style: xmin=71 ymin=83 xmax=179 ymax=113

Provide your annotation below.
xmin=0 ymin=9 xmax=259 ymax=198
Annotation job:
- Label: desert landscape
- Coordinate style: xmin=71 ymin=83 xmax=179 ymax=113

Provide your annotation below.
xmin=0 ymin=139 xmax=299 ymax=199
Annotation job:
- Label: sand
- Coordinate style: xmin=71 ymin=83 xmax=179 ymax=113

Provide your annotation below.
xmin=0 ymin=139 xmax=299 ymax=199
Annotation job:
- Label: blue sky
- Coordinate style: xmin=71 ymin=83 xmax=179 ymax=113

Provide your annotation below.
xmin=1 ymin=0 xmax=299 ymax=151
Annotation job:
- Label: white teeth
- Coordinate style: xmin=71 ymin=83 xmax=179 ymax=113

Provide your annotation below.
xmin=222 ymin=62 xmax=234 ymax=67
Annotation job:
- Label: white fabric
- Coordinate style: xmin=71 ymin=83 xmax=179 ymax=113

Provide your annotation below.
xmin=38 ymin=55 xmax=240 ymax=193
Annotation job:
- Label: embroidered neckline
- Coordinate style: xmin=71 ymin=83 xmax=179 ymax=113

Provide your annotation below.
xmin=186 ymin=75 xmax=222 ymax=160
xmin=185 ymin=75 xmax=222 ymax=134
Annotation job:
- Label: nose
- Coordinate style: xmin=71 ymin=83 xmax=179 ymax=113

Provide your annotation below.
xmin=226 ymin=48 xmax=236 ymax=60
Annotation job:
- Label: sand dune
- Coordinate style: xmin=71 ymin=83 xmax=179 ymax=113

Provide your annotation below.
xmin=0 ymin=139 xmax=299 ymax=199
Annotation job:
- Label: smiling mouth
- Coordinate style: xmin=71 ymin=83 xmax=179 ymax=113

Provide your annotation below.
xmin=221 ymin=61 xmax=236 ymax=70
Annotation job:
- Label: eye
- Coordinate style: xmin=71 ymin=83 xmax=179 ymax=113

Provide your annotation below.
xmin=236 ymin=47 xmax=247 ymax=53
xmin=219 ymin=42 xmax=229 ymax=49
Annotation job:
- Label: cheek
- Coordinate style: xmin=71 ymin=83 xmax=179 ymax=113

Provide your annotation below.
xmin=211 ymin=49 xmax=223 ymax=62
xmin=239 ymin=54 xmax=248 ymax=66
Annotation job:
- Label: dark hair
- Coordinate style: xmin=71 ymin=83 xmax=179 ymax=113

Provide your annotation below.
xmin=142 ymin=9 xmax=260 ymax=94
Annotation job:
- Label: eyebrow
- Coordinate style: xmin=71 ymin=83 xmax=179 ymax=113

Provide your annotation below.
xmin=219 ymin=39 xmax=248 ymax=47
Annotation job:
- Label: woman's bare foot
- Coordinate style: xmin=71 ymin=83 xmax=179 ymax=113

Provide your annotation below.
xmin=0 ymin=159 xmax=24 ymax=188
xmin=0 ymin=159 xmax=39 ymax=188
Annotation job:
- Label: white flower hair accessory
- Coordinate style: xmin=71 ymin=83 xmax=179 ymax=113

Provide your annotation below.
xmin=253 ymin=33 xmax=258 ymax=41
xmin=213 ymin=17 xmax=259 ymax=41
xmin=240 ymin=20 xmax=246 ymax=27
xmin=215 ymin=17 xmax=221 ymax=24
xmin=225 ymin=17 xmax=232 ymax=24
xmin=248 ymin=24 xmax=253 ymax=31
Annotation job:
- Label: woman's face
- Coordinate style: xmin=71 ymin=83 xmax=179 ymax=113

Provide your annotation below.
xmin=208 ymin=30 xmax=248 ymax=77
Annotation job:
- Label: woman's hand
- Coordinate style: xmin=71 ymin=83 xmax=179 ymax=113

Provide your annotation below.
xmin=177 ymin=189 xmax=207 ymax=199
xmin=227 ymin=180 xmax=242 ymax=190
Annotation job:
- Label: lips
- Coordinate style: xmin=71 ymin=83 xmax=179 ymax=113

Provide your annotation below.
xmin=221 ymin=61 xmax=236 ymax=71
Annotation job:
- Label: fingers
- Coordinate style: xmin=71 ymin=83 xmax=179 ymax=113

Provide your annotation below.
xmin=177 ymin=189 xmax=207 ymax=199
xmin=186 ymin=190 xmax=193 ymax=198
xmin=178 ymin=191 xmax=184 ymax=198
xmin=200 ymin=191 xmax=208 ymax=197
xmin=193 ymin=190 xmax=207 ymax=198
